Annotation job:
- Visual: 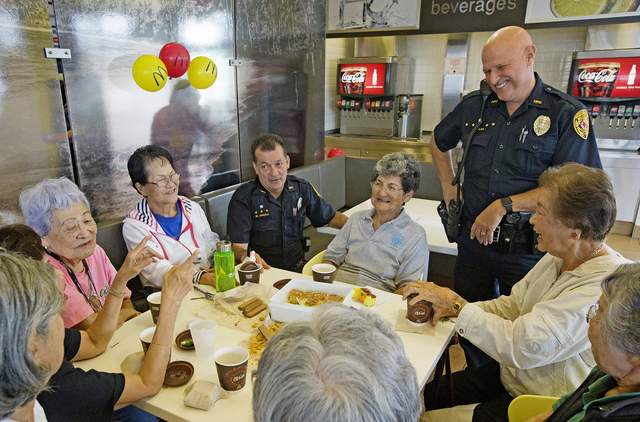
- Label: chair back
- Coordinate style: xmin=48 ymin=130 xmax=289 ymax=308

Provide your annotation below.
xmin=302 ymin=250 xmax=326 ymax=275
xmin=508 ymin=395 xmax=558 ymax=422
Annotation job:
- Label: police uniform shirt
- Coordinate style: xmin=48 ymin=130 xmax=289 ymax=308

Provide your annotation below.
xmin=434 ymin=73 xmax=602 ymax=221
xmin=227 ymin=175 xmax=336 ymax=271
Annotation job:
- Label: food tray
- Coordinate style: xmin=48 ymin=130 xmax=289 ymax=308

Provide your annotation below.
xmin=269 ymin=279 xmax=353 ymax=323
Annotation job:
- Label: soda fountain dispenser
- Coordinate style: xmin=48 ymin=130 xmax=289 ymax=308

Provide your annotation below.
xmin=337 ymin=57 xmax=423 ymax=138
xmin=568 ymin=49 xmax=640 ymax=226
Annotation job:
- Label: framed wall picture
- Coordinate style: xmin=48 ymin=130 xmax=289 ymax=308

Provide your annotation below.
xmin=525 ymin=0 xmax=639 ymax=23
xmin=327 ymin=0 xmax=421 ymax=33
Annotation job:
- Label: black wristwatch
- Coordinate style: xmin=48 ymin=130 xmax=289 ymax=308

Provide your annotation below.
xmin=500 ymin=197 xmax=513 ymax=214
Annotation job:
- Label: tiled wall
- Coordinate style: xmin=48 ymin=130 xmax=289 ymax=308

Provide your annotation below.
xmin=325 ymin=27 xmax=588 ymax=132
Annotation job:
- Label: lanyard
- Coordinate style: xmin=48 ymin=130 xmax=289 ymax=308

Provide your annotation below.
xmin=45 ymin=249 xmax=102 ymax=313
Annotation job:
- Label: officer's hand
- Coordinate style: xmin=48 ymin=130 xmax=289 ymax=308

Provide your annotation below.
xmin=442 ymin=183 xmax=459 ymax=211
xmin=470 ymin=200 xmax=506 ymax=245
xmin=254 ymin=253 xmax=270 ymax=273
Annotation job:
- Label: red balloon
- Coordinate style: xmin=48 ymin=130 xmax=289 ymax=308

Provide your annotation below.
xmin=327 ymin=147 xmax=345 ymax=158
xmin=159 ymin=43 xmax=190 ymax=78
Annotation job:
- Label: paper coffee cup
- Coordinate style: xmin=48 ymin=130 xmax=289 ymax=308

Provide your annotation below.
xmin=237 ymin=263 xmax=262 ymax=285
xmin=407 ymin=293 xmax=432 ymax=326
xmin=147 ymin=292 xmax=162 ymax=325
xmin=214 ymin=346 xmax=249 ymax=393
xmin=312 ymin=263 xmax=336 ymax=283
xmin=140 ymin=327 xmax=156 ymax=355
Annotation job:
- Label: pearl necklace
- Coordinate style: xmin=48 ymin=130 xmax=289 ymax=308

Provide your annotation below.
xmin=587 ymin=243 xmax=605 ymax=261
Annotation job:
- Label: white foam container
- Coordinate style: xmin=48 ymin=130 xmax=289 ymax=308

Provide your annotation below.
xmin=269 ymin=279 xmax=354 ymax=323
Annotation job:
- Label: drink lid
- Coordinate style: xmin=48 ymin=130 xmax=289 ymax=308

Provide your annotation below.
xmin=216 ymin=240 xmax=232 ymax=252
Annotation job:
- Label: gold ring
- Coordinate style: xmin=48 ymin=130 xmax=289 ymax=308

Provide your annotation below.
xmin=481 ymin=232 xmax=486 ymax=236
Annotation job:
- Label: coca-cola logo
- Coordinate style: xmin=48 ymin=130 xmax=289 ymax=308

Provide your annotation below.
xmin=342 ymin=72 xmax=366 ymax=84
xmin=578 ymin=68 xmax=618 ymax=84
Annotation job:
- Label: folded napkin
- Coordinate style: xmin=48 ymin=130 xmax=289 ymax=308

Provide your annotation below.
xmin=184 ymin=380 xmax=228 ymax=410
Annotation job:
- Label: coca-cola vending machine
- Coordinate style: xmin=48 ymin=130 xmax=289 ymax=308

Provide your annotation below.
xmin=337 ymin=57 xmax=423 ymax=138
xmin=568 ymin=49 xmax=640 ymax=225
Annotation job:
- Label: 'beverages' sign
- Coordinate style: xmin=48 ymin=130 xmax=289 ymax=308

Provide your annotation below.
xmin=573 ymin=57 xmax=640 ymax=98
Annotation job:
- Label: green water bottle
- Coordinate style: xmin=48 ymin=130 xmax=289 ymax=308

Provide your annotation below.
xmin=214 ymin=240 xmax=236 ymax=292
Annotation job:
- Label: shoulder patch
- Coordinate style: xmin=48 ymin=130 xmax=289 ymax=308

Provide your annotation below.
xmin=573 ymin=109 xmax=589 ymax=140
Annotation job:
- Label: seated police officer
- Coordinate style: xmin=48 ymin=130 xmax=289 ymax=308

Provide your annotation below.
xmin=227 ymin=134 xmax=347 ymax=272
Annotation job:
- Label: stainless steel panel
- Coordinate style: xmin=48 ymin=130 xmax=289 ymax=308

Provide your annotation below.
xmin=54 ymin=0 xmax=238 ymax=221
xmin=572 ymin=48 xmax=640 ymax=60
xmin=600 ymin=152 xmax=640 ymax=223
xmin=354 ymin=36 xmax=406 ymax=57
xmin=0 ymin=1 xmax=73 ymax=225
xmin=441 ymin=34 xmax=468 ymax=120
xmin=235 ymin=0 xmax=326 ymax=179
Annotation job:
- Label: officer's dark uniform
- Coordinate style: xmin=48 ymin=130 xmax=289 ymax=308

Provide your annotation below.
xmin=227 ymin=175 xmax=336 ymax=272
xmin=436 ymin=73 xmax=601 ymax=302
xmin=435 ymin=74 xmax=601 ymax=368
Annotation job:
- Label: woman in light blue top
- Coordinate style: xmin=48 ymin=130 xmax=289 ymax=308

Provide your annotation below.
xmin=323 ymin=152 xmax=428 ymax=293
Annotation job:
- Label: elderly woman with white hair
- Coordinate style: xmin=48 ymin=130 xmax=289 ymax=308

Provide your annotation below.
xmin=323 ymin=151 xmax=428 ymax=293
xmin=20 ymin=177 xmax=162 ymax=330
xmin=252 ymin=304 xmax=422 ymax=422
xmin=0 ymin=251 xmax=65 ymax=422
xmin=528 ymin=262 xmax=640 ymax=422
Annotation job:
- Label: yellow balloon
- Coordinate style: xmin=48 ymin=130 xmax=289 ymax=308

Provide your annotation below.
xmin=187 ymin=56 xmax=217 ymax=89
xmin=132 ymin=55 xmax=168 ymax=92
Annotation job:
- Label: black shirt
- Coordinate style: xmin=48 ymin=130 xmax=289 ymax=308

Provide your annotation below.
xmin=227 ymin=175 xmax=336 ymax=270
xmin=435 ymin=74 xmax=602 ymax=221
xmin=37 ymin=329 xmax=126 ymax=422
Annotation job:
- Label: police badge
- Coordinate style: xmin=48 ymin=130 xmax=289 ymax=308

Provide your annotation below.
xmin=573 ymin=109 xmax=589 ymax=140
xmin=534 ymin=115 xmax=551 ymax=136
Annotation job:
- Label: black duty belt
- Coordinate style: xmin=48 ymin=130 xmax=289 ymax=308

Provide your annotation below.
xmin=465 ymin=212 xmax=541 ymax=255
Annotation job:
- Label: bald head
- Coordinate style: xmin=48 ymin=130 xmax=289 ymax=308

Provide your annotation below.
xmin=482 ymin=26 xmax=536 ymax=115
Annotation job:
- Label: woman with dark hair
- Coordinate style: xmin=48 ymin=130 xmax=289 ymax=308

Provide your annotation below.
xmin=409 ymin=162 xmax=632 ymax=422
xmin=323 ymin=152 xmax=428 ymax=293
xmin=124 ymin=145 xmax=217 ymax=289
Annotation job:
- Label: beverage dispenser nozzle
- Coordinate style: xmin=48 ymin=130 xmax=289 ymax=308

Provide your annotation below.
xmin=609 ymin=105 xmax=618 ymax=128
xmin=624 ymin=106 xmax=633 ymax=129
xmin=632 ymin=105 xmax=640 ymax=129
xmin=616 ymin=105 xmax=626 ymax=129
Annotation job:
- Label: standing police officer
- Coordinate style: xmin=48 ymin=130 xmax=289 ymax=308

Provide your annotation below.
xmin=227 ymin=134 xmax=348 ymax=272
xmin=431 ymin=26 xmax=602 ymax=366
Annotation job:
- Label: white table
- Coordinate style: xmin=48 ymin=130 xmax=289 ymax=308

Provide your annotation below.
xmin=74 ymin=268 xmax=455 ymax=422
xmin=318 ymin=198 xmax=458 ymax=256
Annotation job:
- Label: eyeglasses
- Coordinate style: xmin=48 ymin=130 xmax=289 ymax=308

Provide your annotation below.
xmin=59 ymin=216 xmax=96 ymax=235
xmin=371 ymin=180 xmax=402 ymax=194
xmin=586 ymin=303 xmax=601 ymax=324
xmin=147 ymin=173 xmax=180 ymax=188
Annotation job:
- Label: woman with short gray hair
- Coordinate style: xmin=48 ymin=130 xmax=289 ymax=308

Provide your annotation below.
xmin=20 ymin=177 xmax=160 ymax=330
xmin=529 ymin=262 xmax=640 ymax=421
xmin=252 ymin=304 xmax=422 ymax=422
xmin=323 ymin=152 xmax=428 ymax=293
xmin=0 ymin=250 xmax=64 ymax=422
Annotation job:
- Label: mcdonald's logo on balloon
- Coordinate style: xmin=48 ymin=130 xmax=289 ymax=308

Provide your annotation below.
xmin=187 ymin=56 xmax=217 ymax=90
xmin=132 ymin=55 xmax=168 ymax=92
xmin=159 ymin=42 xmax=190 ymax=78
